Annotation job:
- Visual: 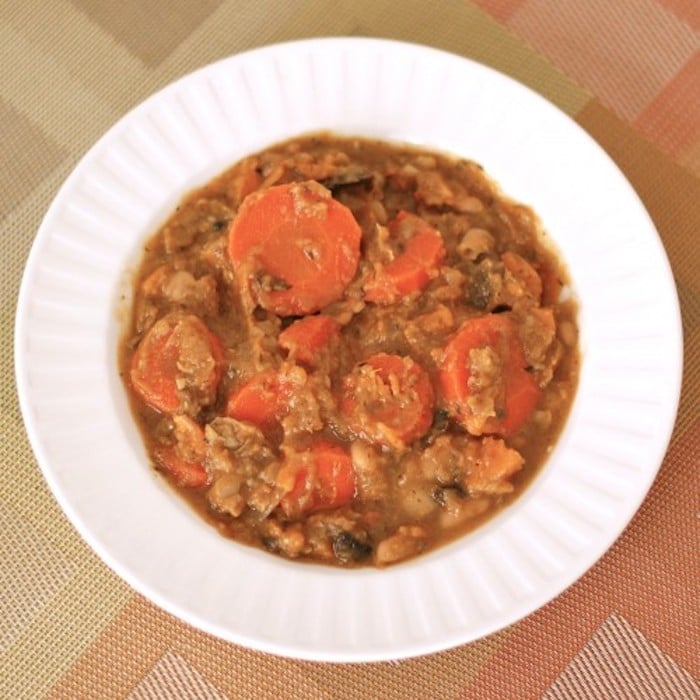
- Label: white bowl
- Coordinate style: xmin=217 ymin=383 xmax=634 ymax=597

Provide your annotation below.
xmin=15 ymin=38 xmax=682 ymax=662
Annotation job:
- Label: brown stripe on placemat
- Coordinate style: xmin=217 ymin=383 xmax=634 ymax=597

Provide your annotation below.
xmin=542 ymin=612 xmax=700 ymax=699
xmin=678 ymin=132 xmax=700 ymax=177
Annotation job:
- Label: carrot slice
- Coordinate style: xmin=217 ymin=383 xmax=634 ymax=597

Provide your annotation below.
xmin=364 ymin=211 xmax=445 ymax=304
xmin=340 ymin=353 xmax=435 ymax=446
xmin=439 ymin=315 xmax=540 ymax=436
xmin=130 ymin=314 xmax=224 ymax=414
xmin=228 ymin=180 xmax=362 ymax=315
xmin=154 ymin=446 xmax=208 ymax=488
xmin=278 ymin=442 xmax=356 ymax=517
xmin=278 ymin=315 xmax=340 ymax=368
xmin=225 ymin=369 xmax=292 ymax=430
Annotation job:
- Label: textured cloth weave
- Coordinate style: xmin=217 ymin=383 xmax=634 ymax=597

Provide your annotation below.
xmin=1 ymin=1 xmax=698 ymax=698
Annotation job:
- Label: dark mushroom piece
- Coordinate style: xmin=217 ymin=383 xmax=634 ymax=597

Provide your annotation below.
xmin=332 ymin=531 xmax=373 ymax=564
xmin=320 ymin=168 xmax=374 ymax=193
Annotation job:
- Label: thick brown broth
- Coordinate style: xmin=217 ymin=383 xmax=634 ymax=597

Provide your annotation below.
xmin=120 ymin=133 xmax=579 ymax=567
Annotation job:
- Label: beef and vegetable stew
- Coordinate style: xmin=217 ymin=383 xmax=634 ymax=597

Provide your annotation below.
xmin=120 ymin=133 xmax=579 ymax=567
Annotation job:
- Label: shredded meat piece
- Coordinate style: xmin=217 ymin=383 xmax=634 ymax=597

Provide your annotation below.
xmin=172 ymin=321 xmax=217 ymax=404
xmin=208 ymin=473 xmax=245 ymax=517
xmin=419 ymin=434 xmax=466 ymax=483
xmin=142 ymin=265 xmax=219 ymax=317
xmin=404 ymin=305 xmax=454 ymax=357
xmin=172 ymin=415 xmax=207 ymax=464
xmin=518 ymin=307 xmax=556 ymax=377
xmin=464 ymin=437 xmax=524 ymax=495
xmin=415 ymin=170 xmax=454 ymax=207
xmin=205 ymin=417 xmax=272 ymax=462
xmin=350 ymin=441 xmax=389 ymax=502
xmin=465 ymin=346 xmax=504 ymax=435
xmin=163 ymin=199 xmax=232 ymax=253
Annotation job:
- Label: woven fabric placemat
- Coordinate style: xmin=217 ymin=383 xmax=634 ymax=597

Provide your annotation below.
xmin=1 ymin=1 xmax=697 ymax=698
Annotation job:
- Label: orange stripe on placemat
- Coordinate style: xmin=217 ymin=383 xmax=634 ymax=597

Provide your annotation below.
xmin=634 ymin=51 xmax=700 ymax=159
xmin=471 ymin=0 xmax=526 ymax=22
xmin=462 ymin=418 xmax=700 ymax=699
xmin=658 ymin=0 xmax=700 ymax=31
xmin=505 ymin=0 xmax=698 ymax=120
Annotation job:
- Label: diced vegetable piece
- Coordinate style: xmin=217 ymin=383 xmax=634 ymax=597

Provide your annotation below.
xmin=464 ymin=437 xmax=524 ymax=495
xmin=439 ymin=315 xmax=540 ymax=436
xmin=341 ymin=353 xmax=435 ymax=447
xmin=364 ymin=211 xmax=445 ymax=304
xmin=154 ymin=446 xmax=208 ymax=488
xmin=228 ymin=180 xmax=362 ymax=315
xmin=502 ymin=250 xmax=543 ymax=301
xmin=225 ymin=370 xmax=292 ymax=430
xmin=278 ymin=314 xmax=340 ymax=368
xmin=278 ymin=442 xmax=357 ymax=517
xmin=130 ymin=313 xmax=224 ymax=414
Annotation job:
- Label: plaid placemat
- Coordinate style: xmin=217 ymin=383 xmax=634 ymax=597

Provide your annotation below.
xmin=1 ymin=1 xmax=697 ymax=698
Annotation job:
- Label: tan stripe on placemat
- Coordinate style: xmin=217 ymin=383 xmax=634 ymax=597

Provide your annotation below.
xmin=2 ymin=2 xmax=148 ymax=112
xmin=0 ymin=501 xmax=75 ymax=653
xmin=543 ymin=612 xmax=700 ymax=699
xmin=69 ymin=0 xmax=224 ymax=68
xmin=0 ymin=98 xmax=67 ymax=218
xmin=0 ymin=18 xmax=118 ymax=154
xmin=127 ymin=651 xmax=227 ymax=700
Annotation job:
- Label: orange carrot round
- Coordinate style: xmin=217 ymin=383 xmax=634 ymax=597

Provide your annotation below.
xmin=225 ymin=369 xmax=292 ymax=430
xmin=130 ymin=314 xmax=224 ymax=414
xmin=439 ymin=315 xmax=540 ymax=436
xmin=154 ymin=446 xmax=208 ymax=488
xmin=278 ymin=314 xmax=340 ymax=368
xmin=364 ymin=211 xmax=445 ymax=304
xmin=340 ymin=353 xmax=435 ymax=446
xmin=228 ymin=180 xmax=362 ymax=315
xmin=278 ymin=441 xmax=356 ymax=517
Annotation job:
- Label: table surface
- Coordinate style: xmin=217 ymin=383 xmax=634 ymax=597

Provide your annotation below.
xmin=1 ymin=1 xmax=698 ymax=698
